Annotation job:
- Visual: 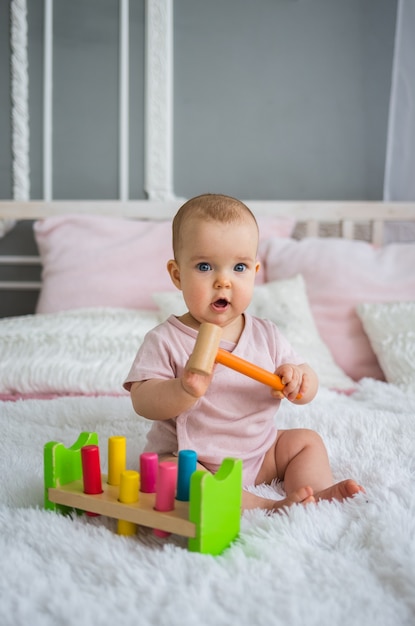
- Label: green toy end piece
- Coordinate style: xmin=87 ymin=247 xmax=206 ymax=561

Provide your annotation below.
xmin=188 ymin=458 xmax=242 ymax=556
xmin=44 ymin=431 xmax=99 ymax=512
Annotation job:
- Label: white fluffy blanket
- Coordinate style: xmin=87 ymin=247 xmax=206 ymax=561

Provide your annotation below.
xmin=1 ymin=380 xmax=415 ymax=626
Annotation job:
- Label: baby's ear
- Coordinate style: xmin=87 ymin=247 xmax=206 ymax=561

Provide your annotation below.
xmin=167 ymin=259 xmax=182 ymax=289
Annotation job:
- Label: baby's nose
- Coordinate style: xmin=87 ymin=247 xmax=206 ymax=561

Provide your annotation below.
xmin=214 ymin=273 xmax=231 ymax=288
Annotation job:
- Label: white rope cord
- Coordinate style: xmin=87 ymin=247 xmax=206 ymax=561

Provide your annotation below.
xmin=10 ymin=0 xmax=30 ymax=201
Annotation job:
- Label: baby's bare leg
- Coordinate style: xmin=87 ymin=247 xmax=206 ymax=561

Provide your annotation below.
xmin=273 ymin=429 xmax=363 ymax=501
xmin=244 ymin=428 xmax=363 ymax=513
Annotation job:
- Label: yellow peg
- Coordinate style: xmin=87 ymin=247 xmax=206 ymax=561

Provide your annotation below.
xmin=108 ymin=436 xmax=126 ymax=486
xmin=117 ymin=470 xmax=140 ymax=536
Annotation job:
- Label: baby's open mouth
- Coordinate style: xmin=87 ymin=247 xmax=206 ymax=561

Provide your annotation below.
xmin=213 ymin=298 xmax=229 ymax=309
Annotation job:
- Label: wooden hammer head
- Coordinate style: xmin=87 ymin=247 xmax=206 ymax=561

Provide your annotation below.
xmin=187 ymin=323 xmax=223 ymax=375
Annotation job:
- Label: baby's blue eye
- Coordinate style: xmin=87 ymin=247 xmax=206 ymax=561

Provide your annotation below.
xmin=234 ymin=263 xmax=247 ymax=272
xmin=197 ymin=262 xmax=211 ymax=272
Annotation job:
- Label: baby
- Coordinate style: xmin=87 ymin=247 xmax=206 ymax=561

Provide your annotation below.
xmin=124 ymin=193 xmax=363 ymax=511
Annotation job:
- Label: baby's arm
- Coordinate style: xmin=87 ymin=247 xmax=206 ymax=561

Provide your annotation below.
xmin=272 ymin=362 xmax=318 ymax=404
xmin=130 ymin=365 xmax=214 ymax=421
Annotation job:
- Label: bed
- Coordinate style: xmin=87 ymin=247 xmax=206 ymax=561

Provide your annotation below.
xmin=0 ymin=200 xmax=415 ymax=626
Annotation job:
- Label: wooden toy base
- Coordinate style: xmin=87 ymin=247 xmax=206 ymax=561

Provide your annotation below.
xmin=48 ymin=474 xmax=196 ymax=538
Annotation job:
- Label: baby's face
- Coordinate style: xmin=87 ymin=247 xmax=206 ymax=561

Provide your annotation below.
xmin=171 ymin=217 xmax=259 ymax=331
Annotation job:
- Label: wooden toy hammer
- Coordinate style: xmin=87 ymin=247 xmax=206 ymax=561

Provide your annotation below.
xmin=187 ymin=322 xmax=298 ymax=395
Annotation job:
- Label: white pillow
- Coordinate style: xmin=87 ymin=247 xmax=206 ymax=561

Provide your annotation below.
xmin=152 ymin=291 xmax=188 ymax=318
xmin=0 ymin=308 xmax=160 ymax=396
xmin=357 ymin=301 xmax=415 ymax=394
xmin=153 ymin=275 xmax=355 ymax=391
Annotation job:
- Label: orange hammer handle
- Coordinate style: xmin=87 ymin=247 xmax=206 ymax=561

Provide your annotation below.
xmin=187 ymin=323 xmax=301 ymax=398
xmin=216 ymin=348 xmax=285 ymax=391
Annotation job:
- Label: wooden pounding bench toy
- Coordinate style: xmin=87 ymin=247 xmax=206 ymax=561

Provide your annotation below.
xmin=188 ymin=322 xmax=301 ymax=397
xmin=44 ymin=432 xmax=242 ymax=556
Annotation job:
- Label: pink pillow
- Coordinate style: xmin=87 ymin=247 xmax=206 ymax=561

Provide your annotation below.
xmin=34 ymin=214 xmax=295 ymax=313
xmin=34 ymin=216 xmax=174 ymax=312
xmin=256 ymin=216 xmax=296 ymax=284
xmin=261 ymin=237 xmax=415 ymax=381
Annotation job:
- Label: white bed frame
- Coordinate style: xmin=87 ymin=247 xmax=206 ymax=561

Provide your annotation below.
xmin=0 ymin=200 xmax=414 ymax=295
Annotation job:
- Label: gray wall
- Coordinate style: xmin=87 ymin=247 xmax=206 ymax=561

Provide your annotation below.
xmin=174 ymin=0 xmax=397 ymax=200
xmin=1 ymin=0 xmax=397 ymax=201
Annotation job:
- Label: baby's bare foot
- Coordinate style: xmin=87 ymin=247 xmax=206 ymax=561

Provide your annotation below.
xmin=271 ymin=485 xmax=315 ymax=513
xmin=315 ymin=479 xmax=364 ymax=502
xmin=242 ymin=485 xmax=315 ymax=512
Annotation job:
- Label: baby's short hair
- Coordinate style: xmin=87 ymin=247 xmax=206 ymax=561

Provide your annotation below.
xmin=172 ymin=193 xmax=258 ymax=259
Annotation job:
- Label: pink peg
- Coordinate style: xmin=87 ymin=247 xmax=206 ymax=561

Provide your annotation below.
xmin=154 ymin=461 xmax=178 ymax=538
xmin=139 ymin=452 xmax=158 ymax=493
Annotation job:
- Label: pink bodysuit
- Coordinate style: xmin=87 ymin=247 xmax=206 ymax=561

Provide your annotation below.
xmin=124 ymin=314 xmax=304 ymax=486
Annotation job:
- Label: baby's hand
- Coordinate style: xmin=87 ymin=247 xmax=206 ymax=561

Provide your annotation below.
xmin=182 ymin=362 xmax=214 ymax=399
xmin=272 ymin=364 xmax=304 ymax=402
